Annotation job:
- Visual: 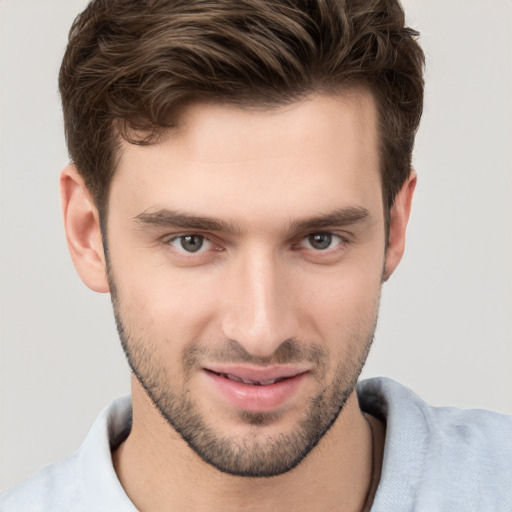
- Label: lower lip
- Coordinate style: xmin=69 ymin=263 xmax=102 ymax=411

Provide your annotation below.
xmin=203 ymin=370 xmax=308 ymax=412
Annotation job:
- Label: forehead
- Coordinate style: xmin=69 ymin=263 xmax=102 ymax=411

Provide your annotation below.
xmin=111 ymin=92 xmax=382 ymax=227
xmin=170 ymin=91 xmax=377 ymax=162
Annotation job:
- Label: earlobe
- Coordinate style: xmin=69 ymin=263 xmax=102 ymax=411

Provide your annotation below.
xmin=60 ymin=165 xmax=110 ymax=293
xmin=383 ymin=171 xmax=417 ymax=281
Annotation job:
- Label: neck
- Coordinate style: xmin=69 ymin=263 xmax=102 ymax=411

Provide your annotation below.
xmin=113 ymin=377 xmax=383 ymax=512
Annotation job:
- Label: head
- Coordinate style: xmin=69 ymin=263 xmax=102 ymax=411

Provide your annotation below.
xmin=60 ymin=0 xmax=423 ymax=477
xmin=60 ymin=0 xmax=423 ymax=227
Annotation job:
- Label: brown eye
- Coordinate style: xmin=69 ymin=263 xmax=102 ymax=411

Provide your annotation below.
xmin=306 ymin=233 xmax=333 ymax=250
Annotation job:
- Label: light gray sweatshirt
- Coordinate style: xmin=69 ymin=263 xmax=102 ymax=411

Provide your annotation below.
xmin=1 ymin=377 xmax=510 ymax=511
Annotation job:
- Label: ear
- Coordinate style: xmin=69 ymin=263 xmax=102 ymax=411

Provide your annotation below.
xmin=383 ymin=171 xmax=417 ymax=281
xmin=60 ymin=165 xmax=110 ymax=293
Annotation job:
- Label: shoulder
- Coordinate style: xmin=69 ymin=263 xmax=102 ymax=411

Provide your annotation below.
xmin=358 ymin=377 xmax=512 ymax=512
xmin=0 ymin=453 xmax=81 ymax=512
xmin=358 ymin=376 xmax=511 ymax=435
xmin=0 ymin=396 xmax=135 ymax=512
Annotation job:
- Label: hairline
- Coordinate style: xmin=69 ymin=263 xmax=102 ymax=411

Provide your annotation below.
xmin=97 ymin=84 xmax=394 ymax=239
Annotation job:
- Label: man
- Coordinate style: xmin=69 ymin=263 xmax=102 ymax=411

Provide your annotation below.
xmin=1 ymin=0 xmax=510 ymax=510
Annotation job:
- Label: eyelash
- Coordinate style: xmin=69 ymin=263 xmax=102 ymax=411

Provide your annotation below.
xmin=163 ymin=231 xmax=348 ymax=255
xmin=163 ymin=234 xmax=219 ymax=255
xmin=163 ymin=231 xmax=350 ymax=259
xmin=295 ymin=232 xmax=346 ymax=252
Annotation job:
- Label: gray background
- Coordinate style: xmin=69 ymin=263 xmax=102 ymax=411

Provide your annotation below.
xmin=1 ymin=0 xmax=511 ymax=491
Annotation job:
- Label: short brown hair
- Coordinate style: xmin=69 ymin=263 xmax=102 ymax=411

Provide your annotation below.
xmin=59 ymin=0 xmax=424 ymax=221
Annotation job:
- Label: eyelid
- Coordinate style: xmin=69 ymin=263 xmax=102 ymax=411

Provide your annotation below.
xmin=160 ymin=230 xmax=349 ymax=258
xmin=308 ymin=236 xmax=336 ymax=249
xmin=161 ymin=231 xmax=209 ymax=242
xmin=163 ymin=233 xmax=216 ymax=254
xmin=297 ymin=232 xmax=347 ymax=248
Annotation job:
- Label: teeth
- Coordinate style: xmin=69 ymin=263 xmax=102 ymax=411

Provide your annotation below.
xmin=225 ymin=373 xmax=243 ymax=383
xmin=259 ymin=379 xmax=278 ymax=385
xmin=223 ymin=373 xmax=281 ymax=386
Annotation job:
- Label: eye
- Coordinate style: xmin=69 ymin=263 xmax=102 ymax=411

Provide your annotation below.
xmin=167 ymin=234 xmax=212 ymax=253
xmin=300 ymin=232 xmax=343 ymax=251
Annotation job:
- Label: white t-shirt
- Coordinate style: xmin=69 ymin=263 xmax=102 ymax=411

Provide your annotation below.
xmin=1 ymin=377 xmax=511 ymax=511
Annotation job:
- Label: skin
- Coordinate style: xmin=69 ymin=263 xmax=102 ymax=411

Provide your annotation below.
xmin=61 ymin=92 xmax=415 ymax=511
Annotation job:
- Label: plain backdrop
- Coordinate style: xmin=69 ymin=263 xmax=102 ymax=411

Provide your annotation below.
xmin=1 ymin=0 xmax=511 ymax=492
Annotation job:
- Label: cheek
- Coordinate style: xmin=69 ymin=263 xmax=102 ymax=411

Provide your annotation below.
xmin=296 ymin=263 xmax=382 ymax=346
xmin=109 ymin=248 xmax=222 ymax=345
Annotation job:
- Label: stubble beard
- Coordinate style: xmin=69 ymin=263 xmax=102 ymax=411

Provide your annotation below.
xmin=109 ymin=278 xmax=378 ymax=478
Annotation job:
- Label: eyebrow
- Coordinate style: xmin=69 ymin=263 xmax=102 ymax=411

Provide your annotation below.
xmin=134 ymin=209 xmax=242 ymax=234
xmin=289 ymin=206 xmax=370 ymax=232
xmin=133 ymin=206 xmax=370 ymax=235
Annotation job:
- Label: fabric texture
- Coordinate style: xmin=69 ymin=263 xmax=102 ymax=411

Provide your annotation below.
xmin=1 ymin=377 xmax=510 ymax=511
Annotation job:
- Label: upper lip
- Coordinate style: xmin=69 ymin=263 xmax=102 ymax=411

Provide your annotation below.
xmin=203 ymin=364 xmax=310 ymax=384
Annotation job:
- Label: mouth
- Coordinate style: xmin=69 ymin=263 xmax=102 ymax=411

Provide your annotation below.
xmin=202 ymin=365 xmax=310 ymax=412
xmin=206 ymin=371 xmax=290 ymax=386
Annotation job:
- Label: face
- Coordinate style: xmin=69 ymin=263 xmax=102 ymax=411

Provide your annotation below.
xmin=105 ymin=93 xmax=387 ymax=477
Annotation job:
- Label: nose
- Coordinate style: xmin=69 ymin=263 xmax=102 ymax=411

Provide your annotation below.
xmin=220 ymin=246 xmax=298 ymax=358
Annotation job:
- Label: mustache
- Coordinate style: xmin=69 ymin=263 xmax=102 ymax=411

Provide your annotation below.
xmin=183 ymin=338 xmax=328 ymax=370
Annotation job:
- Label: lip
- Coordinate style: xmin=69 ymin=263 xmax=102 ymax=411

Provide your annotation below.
xmin=203 ymin=365 xmax=309 ymax=413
